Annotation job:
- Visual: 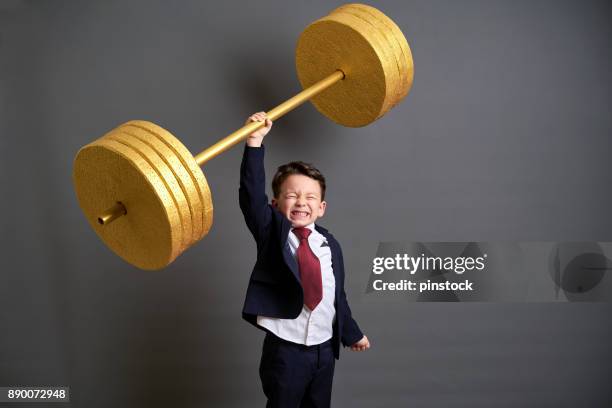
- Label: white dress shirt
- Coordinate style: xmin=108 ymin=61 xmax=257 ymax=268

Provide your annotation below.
xmin=257 ymin=223 xmax=336 ymax=345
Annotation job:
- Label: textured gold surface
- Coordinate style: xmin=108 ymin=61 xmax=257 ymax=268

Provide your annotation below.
xmin=117 ymin=123 xmax=204 ymax=244
xmin=295 ymin=2 xmax=414 ymax=127
xmin=106 ymin=130 xmax=193 ymax=251
xmin=73 ymin=3 xmax=414 ymax=270
xmin=73 ymin=137 xmax=182 ymax=270
xmin=334 ymin=4 xmax=412 ymax=105
xmin=338 ymin=3 xmax=414 ymax=102
xmin=125 ymin=120 xmax=213 ymax=239
xmin=332 ymin=11 xmax=400 ymax=116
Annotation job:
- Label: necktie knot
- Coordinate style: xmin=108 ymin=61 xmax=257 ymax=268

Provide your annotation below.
xmin=293 ymin=227 xmax=312 ymax=241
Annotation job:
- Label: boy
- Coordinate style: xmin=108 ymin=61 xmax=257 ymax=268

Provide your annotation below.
xmin=239 ymin=111 xmax=370 ymax=408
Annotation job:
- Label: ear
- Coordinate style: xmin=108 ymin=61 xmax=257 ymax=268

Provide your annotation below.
xmin=318 ymin=200 xmax=327 ymax=217
xmin=271 ymin=198 xmax=278 ymax=208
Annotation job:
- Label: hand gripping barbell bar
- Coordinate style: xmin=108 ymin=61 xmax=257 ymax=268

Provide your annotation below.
xmin=95 ymin=69 xmax=346 ymax=225
xmin=73 ymin=3 xmax=414 ymax=270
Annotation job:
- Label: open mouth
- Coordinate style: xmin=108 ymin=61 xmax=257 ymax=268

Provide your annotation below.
xmin=290 ymin=210 xmax=310 ymax=218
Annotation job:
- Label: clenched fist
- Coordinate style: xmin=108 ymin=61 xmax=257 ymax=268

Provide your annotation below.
xmin=350 ymin=335 xmax=370 ymax=352
xmin=245 ymin=111 xmax=273 ymax=147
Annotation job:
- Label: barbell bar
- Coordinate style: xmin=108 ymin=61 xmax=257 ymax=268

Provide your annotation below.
xmin=73 ymin=3 xmax=414 ymax=270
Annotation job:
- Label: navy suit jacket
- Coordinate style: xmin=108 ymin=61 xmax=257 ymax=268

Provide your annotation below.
xmin=239 ymin=145 xmax=363 ymax=360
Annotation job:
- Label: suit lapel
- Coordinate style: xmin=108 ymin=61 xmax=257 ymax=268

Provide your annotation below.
xmin=280 ymin=222 xmax=340 ymax=286
xmin=280 ymin=221 xmax=341 ymax=287
xmin=315 ymin=226 xmax=340 ymax=291
xmin=280 ymin=217 xmax=301 ymax=283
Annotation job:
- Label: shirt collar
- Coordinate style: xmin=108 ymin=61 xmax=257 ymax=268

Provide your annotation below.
xmin=292 ymin=222 xmax=316 ymax=232
xmin=304 ymin=222 xmax=316 ymax=232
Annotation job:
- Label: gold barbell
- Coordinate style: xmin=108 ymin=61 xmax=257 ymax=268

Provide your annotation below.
xmin=72 ymin=3 xmax=414 ymax=270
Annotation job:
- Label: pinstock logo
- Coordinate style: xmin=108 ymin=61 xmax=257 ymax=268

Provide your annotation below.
xmin=366 ymin=242 xmax=612 ymax=302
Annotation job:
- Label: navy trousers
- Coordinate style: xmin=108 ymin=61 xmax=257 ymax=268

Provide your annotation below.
xmin=259 ymin=332 xmax=336 ymax=408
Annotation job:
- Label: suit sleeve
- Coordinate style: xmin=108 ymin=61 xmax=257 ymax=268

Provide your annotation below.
xmin=337 ymin=244 xmax=365 ymax=347
xmin=239 ymin=144 xmax=273 ymax=243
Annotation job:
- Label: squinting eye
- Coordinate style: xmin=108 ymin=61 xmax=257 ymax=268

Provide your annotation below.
xmin=287 ymin=194 xmax=297 ymax=199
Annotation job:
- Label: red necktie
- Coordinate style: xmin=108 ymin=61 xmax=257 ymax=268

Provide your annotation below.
xmin=293 ymin=227 xmax=323 ymax=311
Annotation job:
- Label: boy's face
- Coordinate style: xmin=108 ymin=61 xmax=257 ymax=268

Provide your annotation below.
xmin=272 ymin=174 xmax=327 ymax=228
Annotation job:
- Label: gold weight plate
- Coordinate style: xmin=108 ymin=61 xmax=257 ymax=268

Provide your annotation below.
xmin=117 ymin=123 xmax=204 ymax=245
xmin=105 ymin=130 xmax=193 ymax=251
xmin=123 ymin=120 xmax=213 ymax=239
xmin=337 ymin=3 xmax=414 ymax=102
xmin=296 ymin=14 xmax=387 ymax=127
xmin=329 ymin=9 xmax=401 ymax=113
xmin=73 ymin=138 xmax=182 ymax=270
xmin=334 ymin=4 xmax=412 ymax=106
xmin=295 ymin=3 xmax=412 ymax=126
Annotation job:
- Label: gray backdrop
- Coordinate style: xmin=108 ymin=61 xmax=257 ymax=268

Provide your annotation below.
xmin=1 ymin=0 xmax=611 ymax=407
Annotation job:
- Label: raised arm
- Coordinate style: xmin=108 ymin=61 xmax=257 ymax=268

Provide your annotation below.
xmin=238 ymin=112 xmax=274 ymax=243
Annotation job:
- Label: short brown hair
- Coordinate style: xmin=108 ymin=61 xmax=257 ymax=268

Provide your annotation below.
xmin=272 ymin=161 xmax=326 ymax=200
